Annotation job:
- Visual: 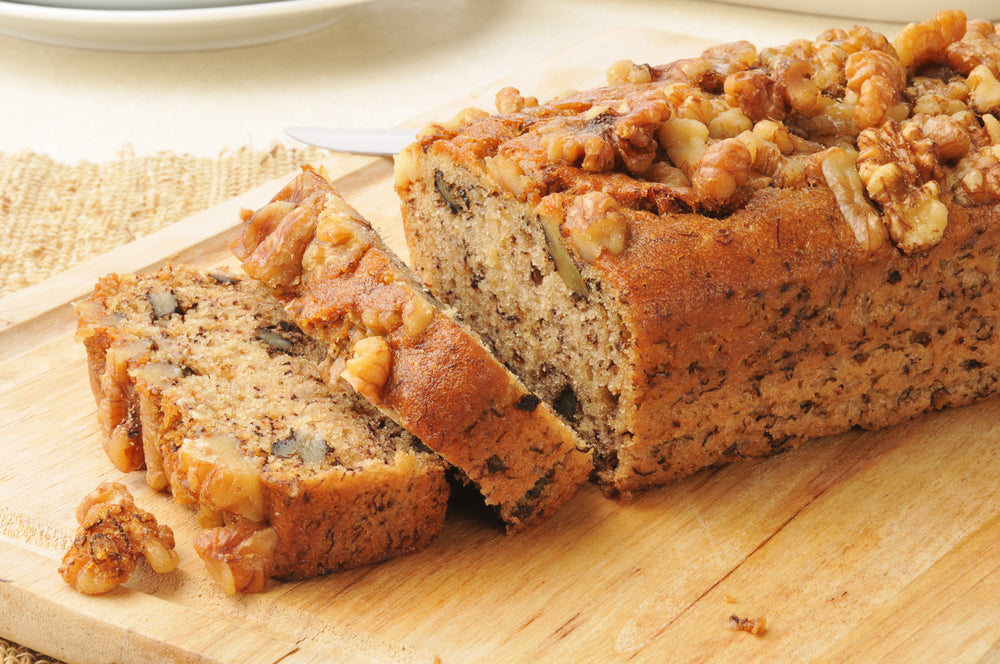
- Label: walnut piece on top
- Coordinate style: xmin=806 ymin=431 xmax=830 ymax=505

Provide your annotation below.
xmin=59 ymin=481 xmax=178 ymax=595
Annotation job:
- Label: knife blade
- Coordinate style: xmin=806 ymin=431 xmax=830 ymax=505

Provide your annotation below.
xmin=285 ymin=126 xmax=417 ymax=156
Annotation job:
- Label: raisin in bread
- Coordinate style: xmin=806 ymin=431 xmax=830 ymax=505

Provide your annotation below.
xmin=76 ymin=264 xmax=449 ymax=592
xmin=230 ymin=167 xmax=592 ymax=532
xmin=394 ymin=11 xmax=1000 ymax=494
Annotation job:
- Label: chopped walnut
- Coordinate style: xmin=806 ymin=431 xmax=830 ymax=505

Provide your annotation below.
xmin=59 ymin=482 xmax=178 ymax=595
xmin=691 ymin=139 xmax=753 ymax=209
xmin=774 ymin=59 xmax=822 ymax=114
xmin=955 ymin=145 xmax=1000 ymax=205
xmin=658 ymin=117 xmax=709 ymax=175
xmin=402 ymin=292 xmax=436 ymax=339
xmin=845 ymin=49 xmax=907 ymax=129
xmin=821 ymin=147 xmax=887 ymax=252
xmin=239 ymin=201 xmax=319 ymax=291
xmin=607 ymin=60 xmax=653 ymax=85
xmin=341 ymin=336 xmax=392 ymax=401
xmin=984 ymin=114 xmax=1000 ymax=145
xmin=857 ymin=120 xmax=947 ymax=252
xmin=967 ymin=65 xmax=1000 ymax=113
xmin=916 ymin=114 xmax=972 ymax=161
xmin=97 ymin=340 xmax=151 ymax=474
xmin=724 ymin=69 xmax=785 ymax=123
xmin=709 ymin=107 xmax=753 ymax=139
xmin=909 ymin=76 xmax=971 ymax=117
xmin=538 ymin=117 xmax=616 ymax=173
xmin=893 ymin=10 xmax=967 ymax=70
xmin=947 ymin=19 xmax=1000 ymax=75
xmin=495 ymin=86 xmax=538 ymax=114
xmin=564 ymin=191 xmax=629 ymax=261
xmin=701 ymin=40 xmax=758 ymax=75
xmin=361 ymin=308 xmax=402 ymax=336
xmin=193 ymin=518 xmax=278 ymax=594
xmin=611 ymin=98 xmax=672 ymax=173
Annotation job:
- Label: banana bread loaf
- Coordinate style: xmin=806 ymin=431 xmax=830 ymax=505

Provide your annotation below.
xmin=394 ymin=11 xmax=1000 ymax=494
xmin=76 ymin=264 xmax=449 ymax=592
xmin=230 ymin=167 xmax=592 ymax=532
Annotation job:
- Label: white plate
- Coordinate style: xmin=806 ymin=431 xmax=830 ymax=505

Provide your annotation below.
xmin=0 ymin=0 xmax=371 ymax=51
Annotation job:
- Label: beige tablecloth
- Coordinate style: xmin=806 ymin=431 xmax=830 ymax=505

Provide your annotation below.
xmin=0 ymin=143 xmax=325 ymax=664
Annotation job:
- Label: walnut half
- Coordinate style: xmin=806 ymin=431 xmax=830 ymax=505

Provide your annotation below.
xmin=193 ymin=518 xmax=278 ymax=595
xmin=59 ymin=482 xmax=178 ymax=595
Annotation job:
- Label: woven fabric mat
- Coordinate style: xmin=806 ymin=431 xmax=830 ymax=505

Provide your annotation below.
xmin=0 ymin=143 xmax=326 ymax=664
xmin=0 ymin=143 xmax=326 ymax=298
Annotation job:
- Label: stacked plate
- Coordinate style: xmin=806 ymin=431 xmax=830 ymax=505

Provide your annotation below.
xmin=0 ymin=0 xmax=371 ymax=51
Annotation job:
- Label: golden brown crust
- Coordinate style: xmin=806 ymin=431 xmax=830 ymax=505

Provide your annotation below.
xmin=232 ymin=167 xmax=592 ymax=532
xmin=75 ymin=264 xmax=449 ymax=591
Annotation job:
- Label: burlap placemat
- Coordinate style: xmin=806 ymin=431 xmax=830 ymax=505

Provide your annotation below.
xmin=0 ymin=142 xmax=326 ymax=298
xmin=1 ymin=637 xmax=60 ymax=664
xmin=0 ymin=143 xmax=327 ymax=664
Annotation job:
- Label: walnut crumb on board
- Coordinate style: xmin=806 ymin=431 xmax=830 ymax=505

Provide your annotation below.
xmin=728 ymin=614 xmax=767 ymax=636
xmin=58 ymin=482 xmax=178 ymax=595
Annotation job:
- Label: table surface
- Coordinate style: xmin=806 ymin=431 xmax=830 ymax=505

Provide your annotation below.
xmin=0 ymin=0 xmax=917 ymax=164
xmin=2 ymin=4 xmax=995 ymax=664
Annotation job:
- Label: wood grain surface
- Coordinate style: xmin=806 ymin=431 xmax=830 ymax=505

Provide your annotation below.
xmin=2 ymin=29 xmax=1000 ymax=664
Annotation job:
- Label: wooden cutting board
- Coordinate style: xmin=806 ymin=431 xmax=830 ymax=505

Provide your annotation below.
xmin=3 ymin=28 xmax=1000 ymax=664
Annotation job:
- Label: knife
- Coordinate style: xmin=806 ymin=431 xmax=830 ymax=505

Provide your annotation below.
xmin=285 ymin=126 xmax=418 ymax=156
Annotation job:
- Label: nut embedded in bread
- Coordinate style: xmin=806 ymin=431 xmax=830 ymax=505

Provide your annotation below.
xmin=231 ymin=167 xmax=593 ymax=533
xmin=75 ymin=264 xmax=449 ymax=592
xmin=394 ymin=11 xmax=1000 ymax=494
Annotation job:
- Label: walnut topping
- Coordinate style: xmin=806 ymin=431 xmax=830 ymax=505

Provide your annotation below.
xmin=539 ymin=117 xmax=616 ymax=173
xmin=947 ymin=18 xmax=1000 ymax=75
xmin=59 ymin=482 xmax=178 ymax=595
xmin=691 ymin=139 xmax=753 ymax=209
xmin=917 ymin=114 xmax=972 ymax=161
xmin=97 ymin=340 xmax=149 ymax=474
xmin=193 ymin=518 xmax=278 ymax=594
xmin=402 ymin=292 xmax=436 ymax=339
xmin=484 ymin=153 xmax=532 ymax=199
xmin=658 ymin=117 xmax=709 ymax=174
xmin=451 ymin=12 xmax=1000 ymax=254
xmin=845 ymin=49 xmax=907 ymax=129
xmin=774 ymin=59 xmax=822 ymax=114
xmin=239 ymin=201 xmax=318 ymax=290
xmin=955 ymin=145 xmax=1000 ymax=205
xmin=361 ymin=308 xmax=402 ymax=336
xmin=495 ymin=86 xmax=538 ymax=114
xmin=341 ymin=336 xmax=392 ymax=401
xmin=565 ymin=191 xmax=629 ymax=261
xmin=821 ymin=147 xmax=887 ymax=252
xmin=607 ymin=60 xmax=653 ymax=86
xmin=967 ymin=64 xmax=1000 ymax=113
xmin=724 ymin=69 xmax=784 ymax=123
xmin=857 ymin=120 xmax=947 ymax=252
xmin=893 ymin=10 xmax=967 ymax=70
